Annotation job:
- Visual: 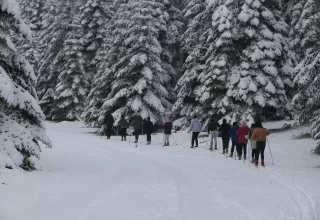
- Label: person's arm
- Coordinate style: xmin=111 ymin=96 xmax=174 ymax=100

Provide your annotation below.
xmin=265 ymin=129 xmax=270 ymax=136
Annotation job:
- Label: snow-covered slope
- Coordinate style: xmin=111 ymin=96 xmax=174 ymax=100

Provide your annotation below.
xmin=0 ymin=121 xmax=319 ymax=220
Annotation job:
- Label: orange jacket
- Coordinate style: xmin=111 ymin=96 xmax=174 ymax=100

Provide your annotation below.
xmin=251 ymin=128 xmax=270 ymax=141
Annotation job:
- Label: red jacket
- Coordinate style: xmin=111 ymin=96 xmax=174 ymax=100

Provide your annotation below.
xmin=236 ymin=126 xmax=250 ymax=143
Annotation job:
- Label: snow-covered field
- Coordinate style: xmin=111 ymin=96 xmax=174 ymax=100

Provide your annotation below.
xmin=1 ymin=121 xmax=320 ymax=220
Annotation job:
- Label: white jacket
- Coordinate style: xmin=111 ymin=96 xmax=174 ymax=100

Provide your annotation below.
xmin=189 ymin=119 xmax=201 ymax=132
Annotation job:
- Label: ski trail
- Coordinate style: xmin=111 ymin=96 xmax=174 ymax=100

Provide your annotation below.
xmin=266 ymin=169 xmax=319 ymax=220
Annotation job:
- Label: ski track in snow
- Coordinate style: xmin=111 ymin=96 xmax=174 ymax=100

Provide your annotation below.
xmin=0 ymin=122 xmax=320 ymax=220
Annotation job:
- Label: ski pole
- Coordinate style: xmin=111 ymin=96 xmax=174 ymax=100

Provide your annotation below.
xmin=153 ymin=134 xmax=161 ymax=145
xmin=267 ymin=138 xmax=275 ymax=165
xmin=112 ymin=126 xmax=119 ymax=136
xmin=171 ymin=133 xmax=178 ymax=145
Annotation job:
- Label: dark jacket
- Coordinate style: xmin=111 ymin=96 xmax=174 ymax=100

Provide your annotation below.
xmin=164 ymin=122 xmax=172 ymax=134
xmin=144 ymin=120 xmax=154 ymax=133
xmin=229 ymin=125 xmax=239 ymax=142
xmin=219 ymin=122 xmax=231 ymax=140
xmin=133 ymin=117 xmax=142 ymax=130
xmin=119 ymin=118 xmax=129 ymax=129
xmin=208 ymin=121 xmax=220 ymax=132
xmin=104 ymin=113 xmax=114 ymax=126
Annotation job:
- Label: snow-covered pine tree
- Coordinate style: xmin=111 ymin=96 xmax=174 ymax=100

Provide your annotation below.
xmin=37 ymin=0 xmax=84 ymax=121
xmin=79 ymin=0 xmax=114 ymax=77
xmin=0 ymin=0 xmax=51 ymax=170
xmin=282 ymin=0 xmax=308 ymax=66
xmin=292 ymin=0 xmax=320 ymax=153
xmin=19 ymin=0 xmax=44 ymax=31
xmin=172 ymin=0 xmax=211 ymax=127
xmin=194 ymin=0 xmax=239 ymax=124
xmin=84 ymin=2 xmax=130 ymax=127
xmin=50 ymin=36 xmax=89 ymax=121
xmin=84 ymin=0 xmax=175 ymax=126
xmin=227 ymin=0 xmax=294 ymax=122
xmin=18 ymin=0 xmax=45 ymax=74
xmin=160 ymin=0 xmax=184 ymax=108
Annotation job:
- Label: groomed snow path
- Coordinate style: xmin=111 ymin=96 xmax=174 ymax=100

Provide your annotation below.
xmin=1 ymin=121 xmax=320 ymax=220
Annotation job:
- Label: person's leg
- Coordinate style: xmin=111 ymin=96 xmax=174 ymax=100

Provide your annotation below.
xmin=164 ymin=134 xmax=169 ymax=146
xmin=147 ymin=132 xmax=151 ymax=142
xmin=135 ymin=129 xmax=140 ymax=142
xmin=243 ymin=143 xmax=247 ymax=159
xmin=107 ymin=126 xmax=112 ymax=138
xmin=225 ymin=139 xmax=230 ymax=153
xmin=165 ymin=134 xmax=170 ymax=146
xmin=195 ymin=132 xmax=199 ymax=147
xmin=210 ymin=131 xmax=214 ymax=148
xmin=251 ymin=149 xmax=256 ymax=163
xmin=261 ymin=141 xmax=266 ymax=165
xmin=231 ymin=141 xmax=236 ymax=155
xmin=213 ymin=131 xmax=218 ymax=149
xmin=255 ymin=142 xmax=262 ymax=165
xmin=191 ymin=132 xmax=195 ymax=147
xmin=123 ymin=128 xmax=127 ymax=140
xmin=236 ymin=143 xmax=242 ymax=158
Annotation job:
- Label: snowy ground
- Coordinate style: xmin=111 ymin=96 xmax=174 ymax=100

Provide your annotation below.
xmin=1 ymin=121 xmax=320 ymax=220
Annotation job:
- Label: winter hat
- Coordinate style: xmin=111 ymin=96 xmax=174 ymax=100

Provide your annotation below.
xmin=241 ymin=120 xmax=247 ymax=127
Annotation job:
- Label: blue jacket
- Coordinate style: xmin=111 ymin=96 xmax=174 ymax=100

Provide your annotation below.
xmin=229 ymin=125 xmax=239 ymax=142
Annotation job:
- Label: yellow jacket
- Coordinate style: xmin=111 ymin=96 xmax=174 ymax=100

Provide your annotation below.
xmin=251 ymin=128 xmax=270 ymax=141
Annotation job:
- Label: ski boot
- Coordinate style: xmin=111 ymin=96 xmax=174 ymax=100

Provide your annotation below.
xmin=255 ymin=160 xmax=259 ymax=166
xmin=214 ymin=145 xmax=217 ymax=150
xmin=229 ymin=153 xmax=233 ymax=157
xmin=251 ymin=158 xmax=255 ymax=163
xmin=261 ymin=161 xmax=265 ymax=167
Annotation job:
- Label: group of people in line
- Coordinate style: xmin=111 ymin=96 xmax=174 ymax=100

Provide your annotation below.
xmin=190 ymin=116 xmax=270 ymax=166
xmin=103 ymin=113 xmax=173 ymax=146
xmin=103 ymin=112 xmax=270 ymax=166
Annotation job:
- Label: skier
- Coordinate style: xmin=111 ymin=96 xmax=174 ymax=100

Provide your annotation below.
xmin=189 ymin=115 xmax=201 ymax=148
xmin=207 ymin=118 xmax=220 ymax=150
xmin=144 ymin=117 xmax=154 ymax=145
xmin=104 ymin=112 xmax=114 ymax=139
xmin=163 ymin=116 xmax=172 ymax=146
xmin=228 ymin=122 xmax=239 ymax=157
xmin=118 ymin=115 xmax=129 ymax=141
xmin=133 ymin=115 xmax=143 ymax=143
xmin=219 ymin=119 xmax=231 ymax=154
xmin=236 ymin=121 xmax=250 ymax=160
xmin=249 ymin=123 xmax=257 ymax=163
xmin=251 ymin=122 xmax=270 ymax=166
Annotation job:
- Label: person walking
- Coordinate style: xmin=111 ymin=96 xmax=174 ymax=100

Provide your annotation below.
xmin=249 ymin=123 xmax=257 ymax=163
xmin=163 ymin=116 xmax=172 ymax=146
xmin=251 ymin=122 xmax=270 ymax=166
xmin=189 ymin=116 xmax=201 ymax=148
xmin=144 ymin=117 xmax=154 ymax=145
xmin=208 ymin=118 xmax=220 ymax=150
xmin=133 ymin=115 xmax=143 ymax=143
xmin=236 ymin=121 xmax=250 ymax=160
xmin=219 ymin=119 xmax=231 ymax=154
xmin=118 ymin=115 xmax=129 ymax=141
xmin=104 ymin=112 xmax=114 ymax=139
xmin=228 ymin=122 xmax=239 ymax=157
